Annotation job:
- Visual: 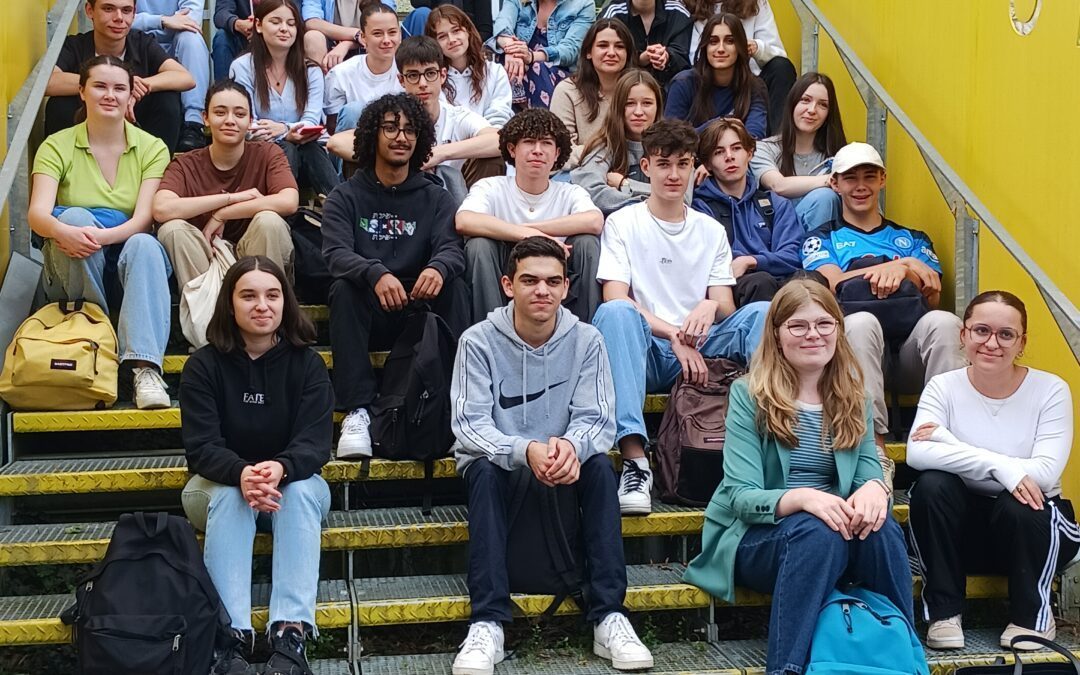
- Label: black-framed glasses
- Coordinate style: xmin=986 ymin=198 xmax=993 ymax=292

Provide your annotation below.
xmin=379 ymin=123 xmax=417 ymax=140
xmin=784 ymin=318 xmax=838 ymax=337
xmin=401 ymin=68 xmax=441 ymax=84
xmin=965 ymin=323 xmax=1022 ymax=347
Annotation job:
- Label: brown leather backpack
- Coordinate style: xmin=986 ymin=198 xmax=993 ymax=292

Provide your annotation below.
xmin=655 ymin=358 xmax=746 ymax=506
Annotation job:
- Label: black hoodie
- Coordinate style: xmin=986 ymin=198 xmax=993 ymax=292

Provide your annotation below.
xmin=321 ymin=168 xmax=466 ymax=289
xmin=180 ymin=341 xmax=333 ymax=487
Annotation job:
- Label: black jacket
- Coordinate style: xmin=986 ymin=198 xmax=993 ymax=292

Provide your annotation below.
xmin=321 ymin=168 xmax=466 ymax=289
xmin=600 ymin=0 xmax=693 ymax=86
xmin=180 ymin=341 xmax=333 ymax=487
xmin=214 ymin=0 xmax=253 ymax=34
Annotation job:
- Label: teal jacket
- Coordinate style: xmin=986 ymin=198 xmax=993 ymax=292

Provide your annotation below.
xmin=683 ymin=378 xmax=883 ymax=603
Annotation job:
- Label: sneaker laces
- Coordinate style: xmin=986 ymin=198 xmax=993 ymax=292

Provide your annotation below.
xmin=341 ymin=409 xmax=368 ymax=434
xmin=134 ymin=368 xmax=168 ymax=393
xmin=619 ymin=461 xmax=649 ymax=494
xmin=459 ymin=622 xmax=498 ymax=655
xmin=266 ymin=626 xmax=309 ymax=674
xmin=602 ymin=613 xmax=642 ymax=650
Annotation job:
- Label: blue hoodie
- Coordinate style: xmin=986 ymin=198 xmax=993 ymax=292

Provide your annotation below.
xmin=691 ymin=173 xmax=802 ymax=277
xmin=451 ymin=304 xmax=615 ymax=474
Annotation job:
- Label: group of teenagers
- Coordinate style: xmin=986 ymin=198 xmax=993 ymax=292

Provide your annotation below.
xmin=27 ymin=2 xmax=1076 ymax=675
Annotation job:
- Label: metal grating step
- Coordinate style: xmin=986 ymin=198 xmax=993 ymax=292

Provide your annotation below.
xmin=160 ymin=349 xmax=386 ymax=374
xmin=362 ymin=641 xmax=739 ymax=674
xmin=0 ymin=581 xmax=350 ymax=646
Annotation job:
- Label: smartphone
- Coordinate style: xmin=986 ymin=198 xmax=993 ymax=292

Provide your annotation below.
xmin=297 ymin=124 xmax=325 ymax=136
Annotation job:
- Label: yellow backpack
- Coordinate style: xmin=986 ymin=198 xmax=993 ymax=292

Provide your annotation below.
xmin=0 ymin=301 xmax=119 ymax=411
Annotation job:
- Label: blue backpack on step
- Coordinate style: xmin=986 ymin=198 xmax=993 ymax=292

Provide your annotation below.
xmin=807 ymin=586 xmax=930 ymax=674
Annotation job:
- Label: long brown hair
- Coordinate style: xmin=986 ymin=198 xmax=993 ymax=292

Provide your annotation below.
xmin=425 ymin=5 xmax=487 ymax=106
xmin=688 ymin=14 xmax=764 ymax=127
xmin=747 ymin=279 xmax=867 ymax=450
xmin=777 ymin=72 xmax=847 ymax=176
xmin=206 ymin=256 xmax=316 ymax=353
xmin=250 ymin=0 xmax=309 ymax=116
xmin=685 ymin=0 xmax=759 ymax=22
xmin=579 ymin=70 xmax=663 ymax=175
xmin=571 ymin=19 xmax=635 ymax=124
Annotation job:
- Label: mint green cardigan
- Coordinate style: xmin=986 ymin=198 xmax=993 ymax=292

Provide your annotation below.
xmin=682 ymin=378 xmax=883 ymax=604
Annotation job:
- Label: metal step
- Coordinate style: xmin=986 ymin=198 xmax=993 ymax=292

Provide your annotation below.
xmin=0 ymin=580 xmax=351 ymax=645
xmin=362 ymin=641 xmax=740 ymax=674
xmin=353 ymin=563 xmax=708 ymax=626
xmin=160 ymin=349 xmax=384 ymax=374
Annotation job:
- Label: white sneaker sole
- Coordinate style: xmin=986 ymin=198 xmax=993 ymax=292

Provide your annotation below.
xmin=335 ymin=443 xmax=372 ymax=460
xmin=926 ymin=635 xmax=964 ymax=650
xmin=594 ymin=642 xmax=654 ymax=670
xmin=135 ymin=394 xmax=171 ymax=410
xmin=451 ymin=651 xmax=504 ymax=675
xmin=619 ymin=499 xmax=652 ymax=516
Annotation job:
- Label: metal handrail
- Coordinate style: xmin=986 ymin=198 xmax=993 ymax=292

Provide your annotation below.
xmin=0 ymin=0 xmax=83 ymax=258
xmin=790 ymin=0 xmax=1079 ymax=363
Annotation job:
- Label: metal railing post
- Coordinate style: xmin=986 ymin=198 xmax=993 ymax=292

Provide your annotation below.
xmin=792 ymin=1 xmax=819 ymax=73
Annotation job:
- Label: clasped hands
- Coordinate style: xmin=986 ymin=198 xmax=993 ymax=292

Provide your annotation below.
xmin=240 ymin=460 xmax=286 ymax=513
xmin=526 ymin=437 xmax=580 ymax=487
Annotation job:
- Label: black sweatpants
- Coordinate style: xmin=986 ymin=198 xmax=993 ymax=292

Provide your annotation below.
xmin=45 ymin=91 xmax=183 ymax=152
xmin=759 ymin=56 xmax=798 ymax=136
xmin=328 ymin=275 xmax=469 ymax=411
xmin=908 ymin=470 xmax=1080 ymax=631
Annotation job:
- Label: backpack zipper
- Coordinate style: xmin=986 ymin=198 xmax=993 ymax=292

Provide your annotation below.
xmin=413 ymin=390 xmax=430 ymax=426
xmin=842 ymin=603 xmax=853 ymax=633
xmin=173 ymin=634 xmax=181 ymax=651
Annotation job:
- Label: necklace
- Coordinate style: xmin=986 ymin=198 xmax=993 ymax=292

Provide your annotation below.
xmin=648 ymin=204 xmax=688 ymax=235
xmin=267 ymin=63 xmax=287 ymax=88
xmin=516 ymin=183 xmax=548 ymax=213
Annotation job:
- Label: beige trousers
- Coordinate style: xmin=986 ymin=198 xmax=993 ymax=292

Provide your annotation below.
xmin=158 ymin=211 xmax=294 ymax=288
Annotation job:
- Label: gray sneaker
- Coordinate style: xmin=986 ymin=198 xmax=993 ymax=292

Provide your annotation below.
xmin=926 ymin=615 xmax=964 ymax=649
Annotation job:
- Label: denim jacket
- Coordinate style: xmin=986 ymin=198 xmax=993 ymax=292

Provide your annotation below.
xmin=486 ymin=0 xmax=595 ymax=68
xmin=301 ymin=0 xmax=396 ymax=22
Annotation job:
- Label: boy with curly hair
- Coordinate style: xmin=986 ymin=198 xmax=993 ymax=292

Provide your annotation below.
xmin=456 ymin=108 xmax=604 ymax=322
xmin=321 ymin=93 xmax=468 ymax=459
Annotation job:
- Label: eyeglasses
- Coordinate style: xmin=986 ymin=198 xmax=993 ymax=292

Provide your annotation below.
xmin=401 ymin=68 xmax=441 ymax=84
xmin=965 ymin=323 xmax=1023 ymax=347
xmin=784 ymin=318 xmax=838 ymax=337
xmin=379 ymin=122 xmax=417 ymax=140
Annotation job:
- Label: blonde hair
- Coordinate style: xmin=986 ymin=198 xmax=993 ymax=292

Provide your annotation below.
xmin=747 ymin=279 xmax=866 ymax=449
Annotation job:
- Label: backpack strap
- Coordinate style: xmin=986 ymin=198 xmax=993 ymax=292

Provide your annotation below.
xmin=58 ymin=299 xmax=85 ymax=314
xmin=421 ymin=459 xmax=434 ymax=516
xmin=133 ymin=511 xmax=169 ymax=538
xmin=703 ymin=197 xmax=735 ymax=246
xmin=753 ymin=189 xmax=775 ymax=233
xmin=538 ymin=486 xmax=586 ymax=618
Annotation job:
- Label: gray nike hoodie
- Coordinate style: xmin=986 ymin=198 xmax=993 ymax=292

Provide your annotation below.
xmin=452 ymin=303 xmax=616 ymax=474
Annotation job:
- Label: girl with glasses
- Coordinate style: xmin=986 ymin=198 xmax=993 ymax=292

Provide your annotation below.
xmin=907 ymin=291 xmax=1076 ymax=652
xmin=684 ymin=278 xmax=913 ymax=675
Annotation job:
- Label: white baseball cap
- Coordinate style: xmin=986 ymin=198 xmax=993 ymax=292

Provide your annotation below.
xmin=831 ymin=142 xmax=885 ymax=174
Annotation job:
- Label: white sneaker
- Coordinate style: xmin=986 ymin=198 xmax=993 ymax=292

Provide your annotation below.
xmin=337 ymin=408 xmax=372 ymax=459
xmin=618 ymin=459 xmax=653 ymax=515
xmin=1001 ymin=618 xmax=1055 ymax=650
xmin=132 ymin=367 xmax=170 ymax=410
xmin=452 ymin=621 xmax=504 ymax=675
xmin=926 ymin=615 xmax=964 ymax=649
xmin=594 ymin=613 xmax=654 ymax=671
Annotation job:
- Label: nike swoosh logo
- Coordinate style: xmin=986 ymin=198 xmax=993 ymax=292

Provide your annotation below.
xmin=498 ymin=380 xmax=569 ymax=409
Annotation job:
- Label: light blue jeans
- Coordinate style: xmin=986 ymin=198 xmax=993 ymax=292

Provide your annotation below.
xmin=41 ymin=207 xmax=171 ymax=368
xmin=157 ymin=29 xmax=211 ymax=124
xmin=592 ymin=299 xmax=769 ymax=445
xmin=335 ymin=100 xmax=366 ymax=135
xmin=182 ymin=474 xmax=331 ymax=632
xmin=793 ymin=186 xmax=841 ymax=233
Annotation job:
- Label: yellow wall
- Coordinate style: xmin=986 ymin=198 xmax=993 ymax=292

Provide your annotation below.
xmin=772 ymin=0 xmax=1080 ymax=494
xmin=0 ymin=0 xmax=55 ymax=279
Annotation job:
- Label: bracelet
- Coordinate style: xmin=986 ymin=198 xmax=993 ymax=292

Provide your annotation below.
xmin=869 ymin=478 xmax=892 ymax=496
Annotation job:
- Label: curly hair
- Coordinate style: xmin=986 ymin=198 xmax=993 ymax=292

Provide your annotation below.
xmin=499 ymin=109 xmax=572 ymax=170
xmin=352 ymin=94 xmax=435 ymax=173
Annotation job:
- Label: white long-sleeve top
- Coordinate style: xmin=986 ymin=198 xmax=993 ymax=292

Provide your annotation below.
xmin=446 ymin=63 xmax=513 ymax=128
xmin=906 ymin=367 xmax=1074 ymax=498
xmin=690 ymin=0 xmax=786 ymax=74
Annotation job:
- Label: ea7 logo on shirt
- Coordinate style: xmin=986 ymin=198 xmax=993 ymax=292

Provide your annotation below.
xmin=243 ymin=393 xmax=265 ymax=405
xmin=360 ymin=213 xmax=417 ymax=241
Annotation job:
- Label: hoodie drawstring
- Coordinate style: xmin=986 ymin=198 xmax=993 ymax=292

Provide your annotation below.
xmin=521 ymin=344 xmax=527 ymax=426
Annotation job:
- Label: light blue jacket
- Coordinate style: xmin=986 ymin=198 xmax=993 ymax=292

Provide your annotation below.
xmin=301 ymin=0 xmax=396 ymax=22
xmin=229 ymin=54 xmax=324 ymax=129
xmin=133 ymin=0 xmax=203 ymax=41
xmin=487 ymin=0 xmax=595 ymax=68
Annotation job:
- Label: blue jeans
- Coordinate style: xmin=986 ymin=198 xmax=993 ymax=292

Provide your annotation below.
xmin=735 ymin=512 xmax=914 ymax=675
xmin=463 ymin=455 xmax=628 ymax=624
xmin=592 ymin=299 xmax=768 ymax=445
xmin=212 ymin=29 xmax=247 ymax=82
xmin=793 ymin=186 xmax=841 ymax=233
xmin=182 ymin=474 xmax=332 ymax=633
xmin=41 ymin=208 xmax=171 ymax=368
xmin=157 ymin=30 xmax=211 ymax=124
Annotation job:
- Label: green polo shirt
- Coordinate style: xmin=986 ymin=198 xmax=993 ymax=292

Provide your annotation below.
xmin=32 ymin=122 xmax=170 ymax=217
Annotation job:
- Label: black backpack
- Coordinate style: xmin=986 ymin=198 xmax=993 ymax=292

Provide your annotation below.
xmin=60 ymin=512 xmax=231 ymax=675
xmin=289 ymin=207 xmax=333 ymax=305
xmin=368 ymin=307 xmax=458 ymax=513
xmin=836 ymin=255 xmax=931 ymax=342
xmin=697 ymin=188 xmax=776 ymax=247
xmin=506 ymin=468 xmax=586 ymax=616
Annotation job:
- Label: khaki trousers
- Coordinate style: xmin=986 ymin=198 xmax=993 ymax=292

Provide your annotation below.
xmin=157 ymin=211 xmax=294 ymax=288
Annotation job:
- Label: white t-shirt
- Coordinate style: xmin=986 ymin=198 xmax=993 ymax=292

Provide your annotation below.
xmin=434 ymin=100 xmax=493 ymax=171
xmin=323 ymin=55 xmax=402 ymax=117
xmin=458 ymin=176 xmax=600 ymax=242
xmin=597 ymin=202 xmax=735 ymax=326
xmin=907 ymin=367 xmax=1073 ymax=498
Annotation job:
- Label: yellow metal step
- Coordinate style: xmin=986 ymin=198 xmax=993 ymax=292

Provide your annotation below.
xmin=0 ymin=580 xmax=350 ymax=646
xmin=160 ymin=350 xmax=389 ymax=374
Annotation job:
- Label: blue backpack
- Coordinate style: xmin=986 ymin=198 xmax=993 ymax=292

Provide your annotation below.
xmin=807 ymin=587 xmax=930 ymax=674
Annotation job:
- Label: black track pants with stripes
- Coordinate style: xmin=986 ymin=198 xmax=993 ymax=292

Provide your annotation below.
xmin=908 ymin=469 xmax=1080 ymax=630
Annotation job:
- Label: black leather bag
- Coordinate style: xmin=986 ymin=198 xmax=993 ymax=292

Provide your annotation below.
xmin=836 ymin=255 xmax=930 ymax=342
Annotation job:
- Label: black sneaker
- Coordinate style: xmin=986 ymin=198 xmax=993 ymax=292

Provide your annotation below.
xmin=264 ymin=625 xmax=313 ymax=675
xmin=177 ymin=122 xmax=208 ymax=152
xmin=211 ymin=629 xmax=252 ymax=675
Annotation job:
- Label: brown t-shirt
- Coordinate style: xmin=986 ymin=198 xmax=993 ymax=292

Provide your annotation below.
xmin=159 ymin=141 xmax=298 ymax=242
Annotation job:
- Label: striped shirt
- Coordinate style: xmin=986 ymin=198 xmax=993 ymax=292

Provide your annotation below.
xmin=787 ymin=402 xmax=837 ymax=492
